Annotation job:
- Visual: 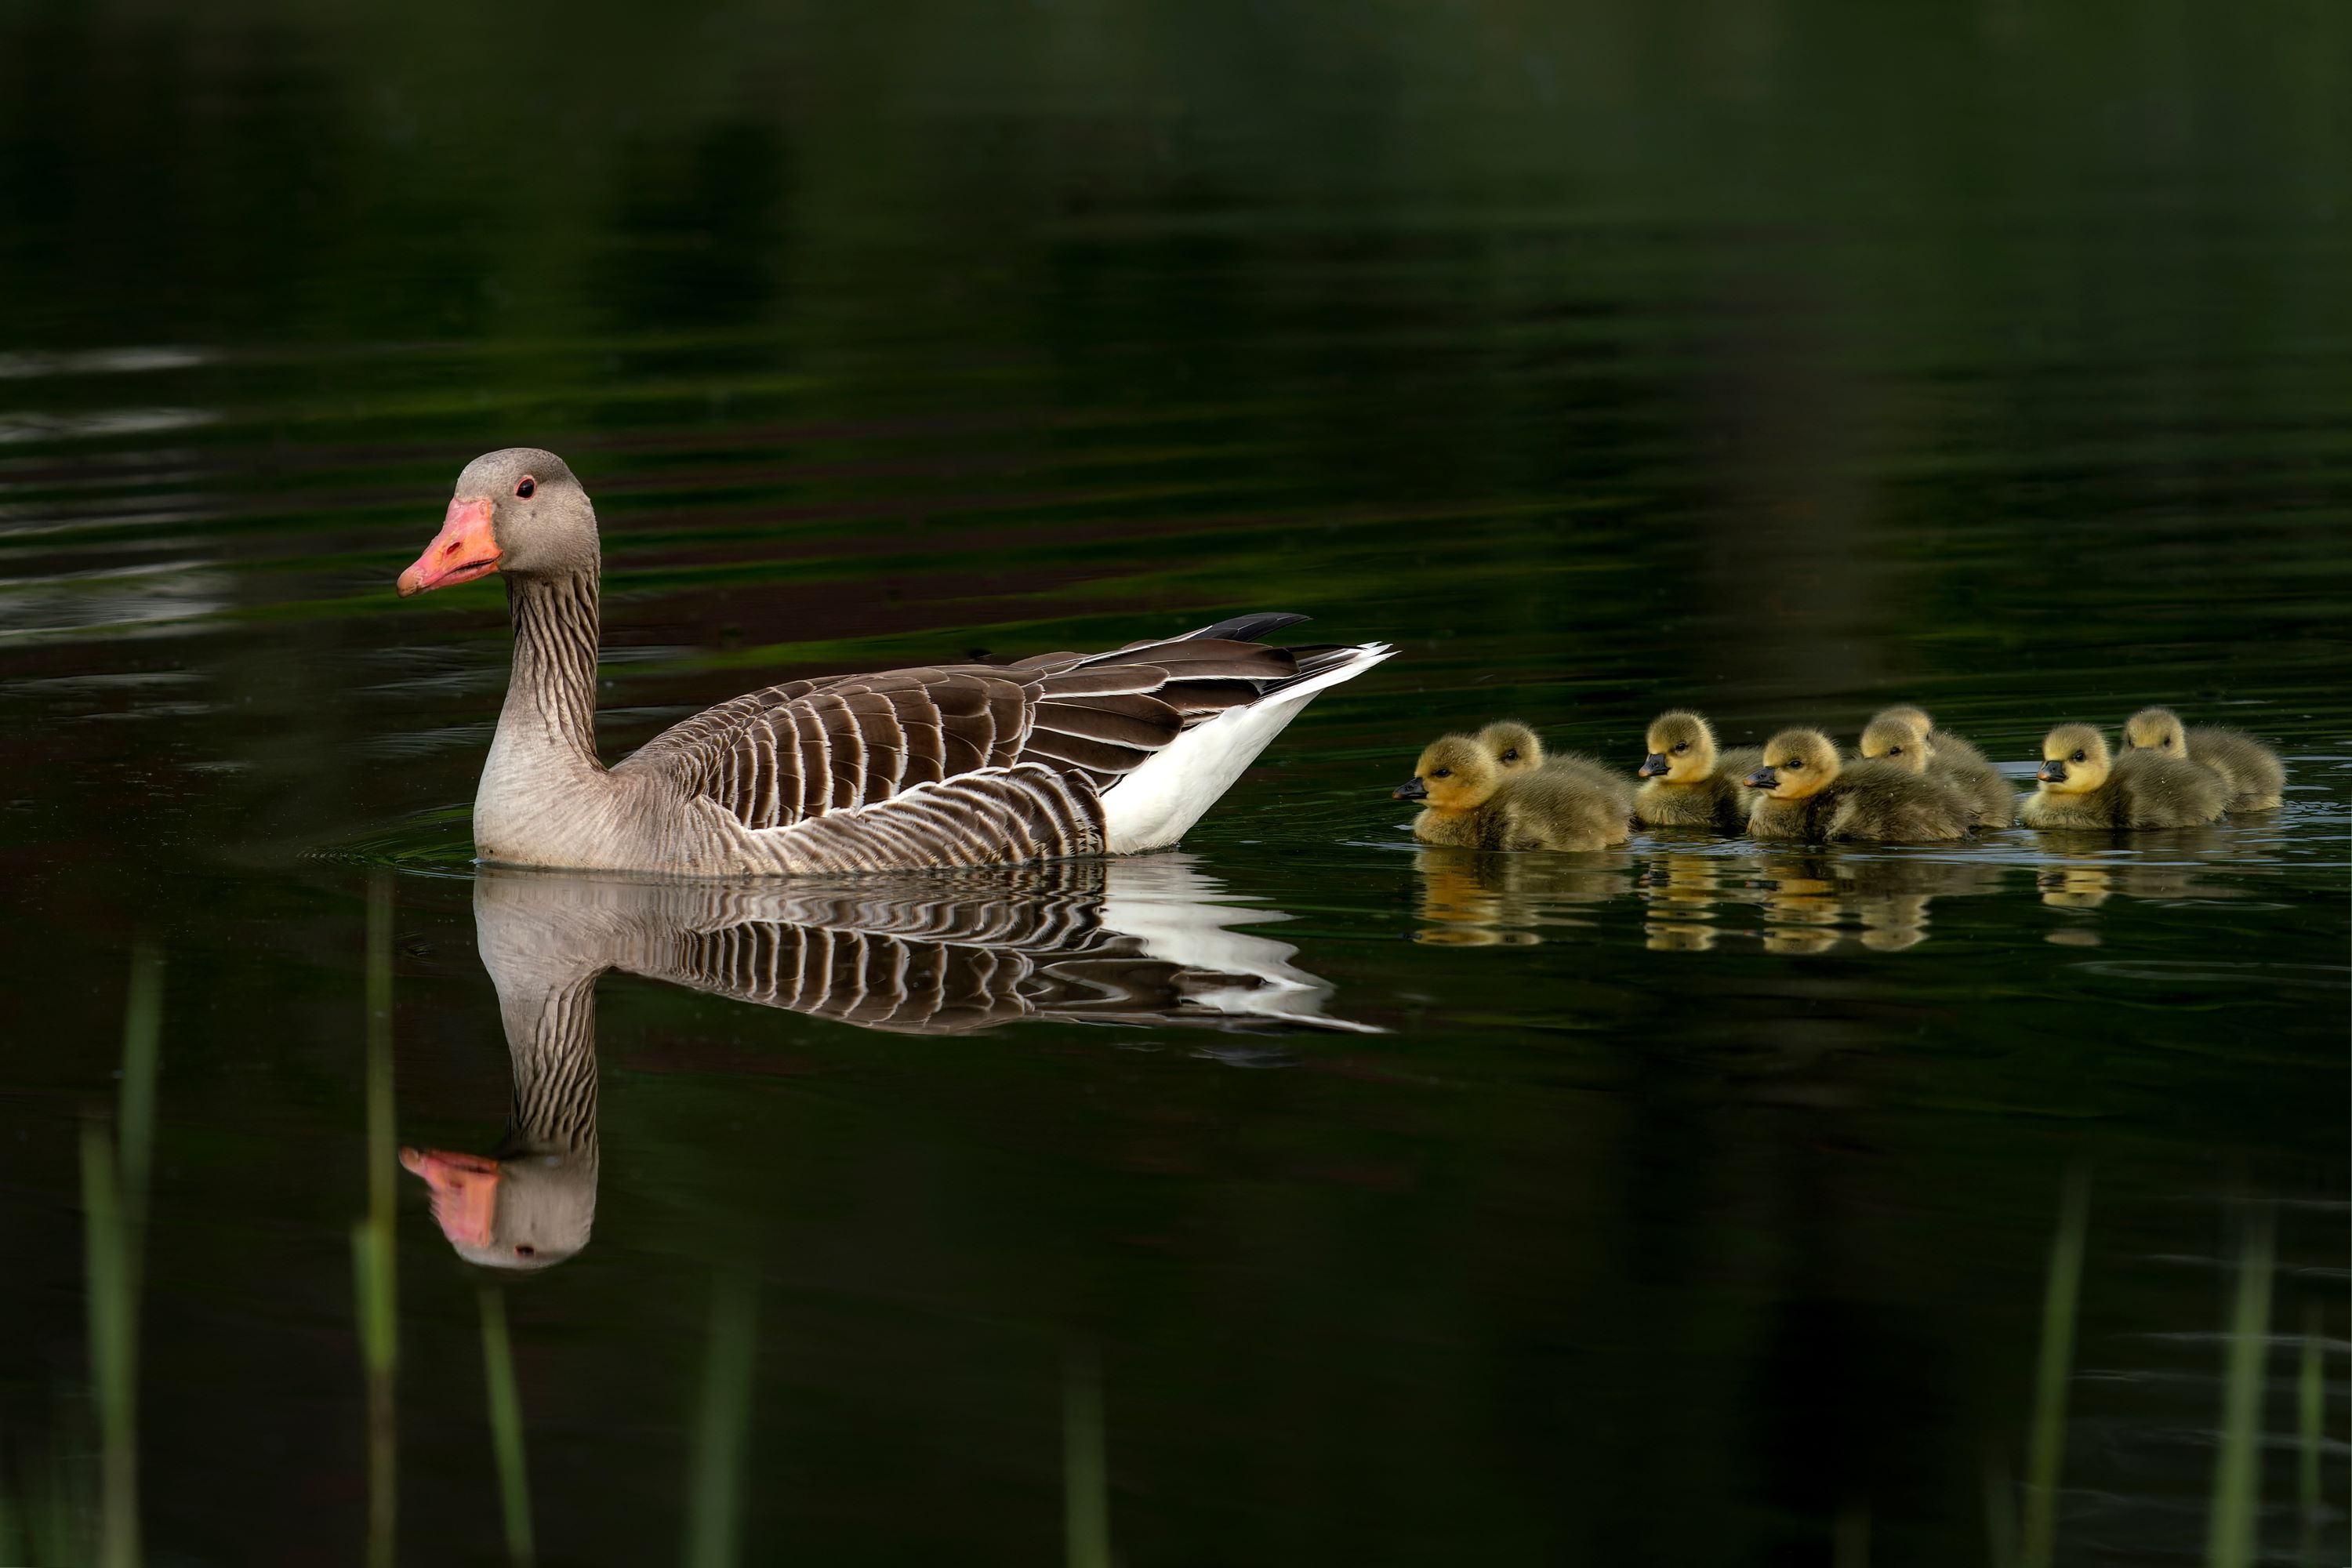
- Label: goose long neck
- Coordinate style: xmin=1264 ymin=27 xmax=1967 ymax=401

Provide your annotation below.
xmin=503 ymin=569 xmax=604 ymax=770
xmin=497 ymin=970 xmax=601 ymax=1157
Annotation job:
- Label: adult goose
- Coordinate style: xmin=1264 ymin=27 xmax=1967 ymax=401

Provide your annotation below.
xmin=397 ymin=448 xmax=1393 ymax=874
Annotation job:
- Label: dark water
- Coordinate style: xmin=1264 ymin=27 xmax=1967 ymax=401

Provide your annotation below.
xmin=3 ymin=2 xmax=2349 ymax=1563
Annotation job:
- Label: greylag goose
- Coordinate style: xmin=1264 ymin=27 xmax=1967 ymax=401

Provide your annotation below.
xmin=2020 ymin=723 xmax=2226 ymax=829
xmin=1856 ymin=713 xmax=2016 ymax=829
xmin=1632 ymin=710 xmax=1762 ymax=833
xmin=2117 ymin=706 xmax=2285 ymax=810
xmin=1742 ymin=728 xmax=1973 ymax=841
xmin=402 ymin=858 xmax=1377 ymax=1267
xmin=1392 ymin=731 xmax=1632 ymax=851
xmin=397 ymin=448 xmax=1394 ymax=874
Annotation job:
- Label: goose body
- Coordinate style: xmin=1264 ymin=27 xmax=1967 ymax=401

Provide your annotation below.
xmin=2021 ymin=723 xmax=2226 ymax=829
xmin=1634 ymin=710 xmax=1762 ymax=833
xmin=2119 ymin=706 xmax=2285 ymax=811
xmin=1744 ymin=728 xmax=1974 ymax=842
xmin=1396 ymin=731 xmax=1632 ymax=851
xmin=1864 ymin=706 xmax=2016 ymax=829
xmin=399 ymin=449 xmax=1392 ymax=874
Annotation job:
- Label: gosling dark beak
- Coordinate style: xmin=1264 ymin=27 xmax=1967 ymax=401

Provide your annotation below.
xmin=1638 ymin=753 xmax=1669 ymax=779
xmin=2038 ymin=760 xmax=2067 ymax=784
xmin=1393 ymin=778 xmax=1428 ymax=801
xmin=1744 ymin=767 xmax=1777 ymax=790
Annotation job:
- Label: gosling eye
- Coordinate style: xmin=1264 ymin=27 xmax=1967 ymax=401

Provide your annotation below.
xmin=2161 ymin=736 xmax=2172 ymax=747
xmin=515 ymin=476 xmax=536 ymax=499
xmin=2071 ymin=750 xmax=2085 ymax=763
xmin=1784 ymin=760 xmax=1802 ymax=770
xmin=1432 ymin=768 xmax=1451 ymax=779
xmin=1501 ymin=749 xmax=1518 ymax=762
xmin=1671 ymin=742 xmax=1688 ymax=753
xmin=1887 ymin=745 xmax=1904 ymax=756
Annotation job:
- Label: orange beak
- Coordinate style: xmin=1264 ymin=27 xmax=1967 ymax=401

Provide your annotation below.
xmin=399 ymin=1147 xmax=501 ymax=1247
xmin=397 ymin=496 xmax=501 ymax=596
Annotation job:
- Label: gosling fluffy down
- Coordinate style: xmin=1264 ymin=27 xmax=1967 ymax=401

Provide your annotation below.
xmin=1862 ymin=707 xmax=2016 ymax=829
xmin=1633 ymin=710 xmax=1762 ymax=833
xmin=1397 ymin=732 xmax=1632 ymax=851
xmin=2120 ymin=706 xmax=2285 ymax=811
xmin=2020 ymin=723 xmax=2227 ymax=829
xmin=1744 ymin=728 xmax=1975 ymax=842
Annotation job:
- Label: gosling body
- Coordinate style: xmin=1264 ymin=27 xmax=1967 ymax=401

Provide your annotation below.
xmin=1865 ymin=706 xmax=2015 ymax=829
xmin=1398 ymin=732 xmax=1632 ymax=851
xmin=1634 ymin=710 xmax=1762 ymax=833
xmin=2021 ymin=723 xmax=2227 ymax=829
xmin=2120 ymin=706 xmax=2285 ymax=811
xmin=1744 ymin=728 xmax=1974 ymax=843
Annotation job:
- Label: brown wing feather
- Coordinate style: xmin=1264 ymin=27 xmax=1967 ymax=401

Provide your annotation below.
xmin=617 ymin=618 xmax=1320 ymax=846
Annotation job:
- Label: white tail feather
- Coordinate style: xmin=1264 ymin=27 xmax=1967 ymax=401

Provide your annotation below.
xmin=1101 ymin=641 xmax=1392 ymax=854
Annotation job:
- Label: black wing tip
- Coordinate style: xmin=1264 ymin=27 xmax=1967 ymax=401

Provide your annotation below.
xmin=1190 ymin=612 xmax=1311 ymax=644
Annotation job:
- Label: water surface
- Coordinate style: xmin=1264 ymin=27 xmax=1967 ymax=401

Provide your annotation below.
xmin=2 ymin=2 xmax=2347 ymax=1563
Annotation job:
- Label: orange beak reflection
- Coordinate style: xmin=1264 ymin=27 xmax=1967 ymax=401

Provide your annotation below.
xmin=397 ymin=496 xmax=501 ymax=596
xmin=400 ymin=1147 xmax=501 ymax=1247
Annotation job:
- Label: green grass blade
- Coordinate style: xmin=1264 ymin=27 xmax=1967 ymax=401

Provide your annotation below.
xmin=1063 ymin=1344 xmax=1112 ymax=1568
xmin=480 ymin=1288 xmax=536 ymax=1567
xmin=683 ymin=1275 xmax=758 ymax=1568
xmin=114 ymin=946 xmax=163 ymax=1250
xmin=81 ymin=1121 xmax=139 ymax=1568
xmin=2021 ymin=1167 xmax=2091 ymax=1568
xmin=2298 ymin=1302 xmax=2322 ymax=1568
xmin=2206 ymin=1205 xmax=2274 ymax=1568
xmin=355 ymin=873 xmax=400 ymax=1568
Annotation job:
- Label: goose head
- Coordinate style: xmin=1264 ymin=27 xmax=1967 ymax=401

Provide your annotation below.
xmin=1639 ymin=710 xmax=1719 ymax=782
xmin=2034 ymin=723 xmax=2111 ymax=793
xmin=1395 ymin=734 xmax=1501 ymax=811
xmin=1745 ymin=728 xmax=1842 ymax=800
xmin=1479 ymin=720 xmax=1544 ymax=775
xmin=1857 ymin=714 xmax=1931 ymax=772
xmin=399 ymin=1145 xmax=597 ymax=1272
xmin=398 ymin=447 xmax=599 ymax=596
xmin=2121 ymin=706 xmax=2188 ymax=757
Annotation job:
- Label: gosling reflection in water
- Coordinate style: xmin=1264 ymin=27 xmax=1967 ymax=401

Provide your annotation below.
xmin=1409 ymin=848 xmax=2002 ymax=952
xmin=1411 ymin=848 xmax=1639 ymax=945
xmin=403 ymin=856 xmax=1374 ymax=1270
xmin=2034 ymin=826 xmax=2250 ymax=913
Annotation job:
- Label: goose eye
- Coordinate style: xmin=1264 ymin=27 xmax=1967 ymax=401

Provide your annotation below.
xmin=515 ymin=476 xmax=536 ymax=499
xmin=514 ymin=1244 xmax=535 ymax=1258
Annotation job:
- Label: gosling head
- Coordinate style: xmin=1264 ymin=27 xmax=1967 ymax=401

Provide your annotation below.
xmin=1876 ymin=704 xmax=1934 ymax=735
xmin=2122 ymin=706 xmax=2188 ymax=757
xmin=1744 ymin=728 xmax=1842 ymax=800
xmin=2034 ymin=723 xmax=2111 ymax=793
xmin=1639 ymin=710 xmax=1719 ymax=782
xmin=1479 ymin=720 xmax=1545 ymax=775
xmin=1395 ymin=734 xmax=1502 ymax=811
xmin=1857 ymin=714 xmax=1931 ymax=773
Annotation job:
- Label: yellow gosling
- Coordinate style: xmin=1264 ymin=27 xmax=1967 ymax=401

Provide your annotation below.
xmin=2120 ymin=706 xmax=2285 ymax=811
xmin=1479 ymin=720 xmax=1544 ymax=777
xmin=2019 ymin=722 xmax=2226 ymax=829
xmin=1744 ymin=728 xmax=1973 ymax=842
xmin=1395 ymin=732 xmax=1632 ymax=851
xmin=1634 ymin=710 xmax=1762 ymax=833
xmin=1860 ymin=711 xmax=2016 ymax=829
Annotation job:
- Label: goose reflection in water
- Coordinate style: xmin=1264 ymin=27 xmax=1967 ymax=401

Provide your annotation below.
xmin=2033 ymin=826 xmax=2267 ymax=941
xmin=1410 ymin=848 xmax=2004 ymax=952
xmin=401 ymin=855 xmax=1375 ymax=1270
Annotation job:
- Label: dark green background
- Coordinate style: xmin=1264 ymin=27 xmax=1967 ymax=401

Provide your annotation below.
xmin=1 ymin=1 xmax=2346 ymax=1563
